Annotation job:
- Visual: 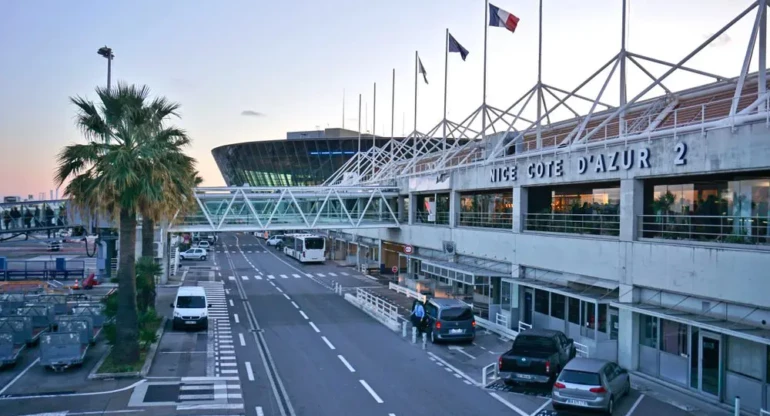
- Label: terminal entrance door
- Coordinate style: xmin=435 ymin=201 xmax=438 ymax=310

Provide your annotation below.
xmin=522 ymin=288 xmax=533 ymax=325
xmin=690 ymin=328 xmax=722 ymax=398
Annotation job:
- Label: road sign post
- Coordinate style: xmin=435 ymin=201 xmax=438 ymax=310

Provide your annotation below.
xmin=392 ymin=266 xmax=399 ymax=274
xmin=404 ymin=245 xmax=413 ymax=255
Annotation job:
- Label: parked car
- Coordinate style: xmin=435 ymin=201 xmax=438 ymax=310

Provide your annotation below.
xmin=414 ymin=298 xmax=476 ymax=344
xmin=47 ymin=240 xmax=62 ymax=251
xmin=266 ymin=236 xmax=283 ymax=247
xmin=171 ymin=286 xmax=210 ymax=330
xmin=179 ymin=248 xmax=207 ymax=261
xmin=197 ymin=240 xmax=210 ymax=251
xmin=552 ymin=357 xmax=631 ymax=414
xmin=498 ymin=329 xmax=576 ymax=385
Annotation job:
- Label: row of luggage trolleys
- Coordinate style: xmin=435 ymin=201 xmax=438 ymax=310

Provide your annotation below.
xmin=0 ymin=293 xmax=106 ymax=372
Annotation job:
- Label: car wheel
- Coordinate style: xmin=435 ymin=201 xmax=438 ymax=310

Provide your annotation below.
xmin=605 ymin=397 xmax=614 ymax=415
xmin=552 ymin=403 xmax=563 ymax=411
xmin=201 ymin=256 xmax=207 ymax=261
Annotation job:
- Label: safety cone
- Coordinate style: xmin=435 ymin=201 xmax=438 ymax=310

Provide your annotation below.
xmin=72 ymin=279 xmax=80 ymax=290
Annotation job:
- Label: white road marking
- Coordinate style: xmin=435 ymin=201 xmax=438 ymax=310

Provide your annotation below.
xmin=304 ymin=273 xmax=313 ymax=277
xmin=268 ymin=275 xmax=275 ymax=279
xmin=220 ymin=356 xmax=237 ymax=360
xmin=321 ymin=336 xmax=336 ymax=350
xmin=341 ymin=272 xmax=349 ymax=275
xmin=229 ymin=299 xmax=234 ymax=307
xmin=427 ymin=352 xmax=480 ymax=386
xmin=228 ymin=276 xmax=235 ymax=281
xmin=291 ymin=301 xmax=299 ymax=309
xmin=280 ymin=274 xmax=288 ymax=279
xmin=245 ymin=361 xmax=255 ymax=381
xmin=0 ymin=357 xmax=39 ymax=395
xmin=292 ymin=274 xmax=301 ymax=278
xmin=328 ymin=272 xmax=337 ymax=276
xmin=234 ymin=314 xmax=240 ymax=323
xmin=219 ymin=362 xmax=237 ymax=367
xmin=448 ymin=345 xmax=476 ymax=359
xmin=221 ymin=369 xmax=238 ymax=374
xmin=489 ymin=392 xmax=527 ymax=416
xmin=299 ymin=311 xmax=309 ymax=320
xmin=239 ymin=333 xmax=246 ymax=346
xmin=283 ymin=293 xmax=291 ymax=300
xmin=241 ymin=276 xmax=249 ymax=281
xmin=338 ymin=355 xmax=355 ymax=372
xmin=177 ymin=403 xmax=244 ymax=410
xmin=316 ymin=273 xmax=325 ymax=277
xmin=532 ymin=399 xmax=552 ymax=415
xmin=256 ymin=406 xmax=265 ymax=416
xmin=309 ymin=322 xmax=320 ymax=333
xmin=255 ymin=275 xmax=263 ymax=280
xmin=625 ymin=394 xmax=645 ymax=416
xmin=276 ymin=287 xmax=283 ymax=293
xmin=359 ymin=380 xmax=383 ymax=403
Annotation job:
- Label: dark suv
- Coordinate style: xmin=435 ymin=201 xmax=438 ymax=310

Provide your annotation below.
xmin=414 ymin=297 xmax=476 ymax=343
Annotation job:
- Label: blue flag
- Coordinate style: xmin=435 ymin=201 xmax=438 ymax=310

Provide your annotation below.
xmin=448 ymin=32 xmax=469 ymax=61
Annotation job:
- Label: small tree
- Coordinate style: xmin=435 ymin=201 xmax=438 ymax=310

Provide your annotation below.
xmin=135 ymin=257 xmax=160 ymax=313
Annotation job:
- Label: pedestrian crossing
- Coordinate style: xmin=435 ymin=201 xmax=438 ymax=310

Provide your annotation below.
xmin=174 ymin=378 xmax=244 ymax=412
xmin=224 ymin=271 xmax=355 ymax=282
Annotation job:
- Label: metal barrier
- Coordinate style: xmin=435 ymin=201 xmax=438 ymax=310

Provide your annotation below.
xmin=355 ymin=288 xmax=399 ymax=323
xmin=482 ymin=362 xmax=499 ymax=386
xmin=457 ymin=212 xmax=513 ymax=229
xmin=388 ymin=282 xmax=426 ymax=302
xmin=475 ymin=317 xmax=518 ymax=341
xmin=525 ymin=213 xmax=620 ymax=237
xmin=575 ymin=342 xmax=589 ymax=357
xmin=760 ymin=408 xmax=769 ymax=416
xmin=518 ymin=321 xmax=532 ymax=333
xmin=0 ymin=260 xmax=86 ymax=281
xmin=495 ymin=312 xmax=509 ymax=328
xmin=638 ymin=214 xmax=770 ymax=246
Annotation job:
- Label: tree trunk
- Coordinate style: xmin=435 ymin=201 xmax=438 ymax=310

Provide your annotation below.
xmin=114 ymin=207 xmax=140 ymax=364
xmin=141 ymin=217 xmax=155 ymax=259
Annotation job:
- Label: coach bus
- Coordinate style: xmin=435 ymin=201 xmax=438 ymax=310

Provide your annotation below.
xmin=282 ymin=233 xmax=326 ymax=263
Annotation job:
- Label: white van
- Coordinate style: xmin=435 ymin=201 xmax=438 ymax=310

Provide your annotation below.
xmin=171 ymin=286 xmax=209 ymax=330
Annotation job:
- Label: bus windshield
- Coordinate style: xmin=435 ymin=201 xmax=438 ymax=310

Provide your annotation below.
xmin=304 ymin=238 xmax=324 ymax=250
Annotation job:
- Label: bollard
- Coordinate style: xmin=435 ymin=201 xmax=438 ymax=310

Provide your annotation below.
xmin=402 ymin=321 xmax=407 ymax=338
xmin=412 ymin=327 xmax=417 ymax=344
xmin=734 ymin=396 xmax=740 ymax=416
xmin=422 ymin=333 xmax=427 ymax=350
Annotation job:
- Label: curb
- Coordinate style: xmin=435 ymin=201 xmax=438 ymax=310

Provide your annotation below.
xmin=88 ymin=317 xmax=167 ymax=380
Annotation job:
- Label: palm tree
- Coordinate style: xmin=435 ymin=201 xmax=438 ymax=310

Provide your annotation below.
xmin=56 ymin=83 xmax=196 ymax=364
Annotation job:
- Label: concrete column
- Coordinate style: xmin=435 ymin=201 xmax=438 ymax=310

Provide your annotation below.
xmin=617 ymin=283 xmax=640 ymax=370
xmin=512 ymin=186 xmax=528 ymax=233
xmin=397 ymin=195 xmax=405 ymax=222
xmin=449 ymin=191 xmax=460 ymax=227
xmin=619 ymin=179 xmax=644 ymax=242
xmin=408 ymin=193 xmax=415 ymax=225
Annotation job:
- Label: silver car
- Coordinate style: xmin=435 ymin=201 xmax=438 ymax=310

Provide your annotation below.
xmin=552 ymin=357 xmax=630 ymax=414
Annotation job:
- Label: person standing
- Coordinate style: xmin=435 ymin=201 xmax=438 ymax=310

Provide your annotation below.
xmin=411 ymin=300 xmax=426 ymax=335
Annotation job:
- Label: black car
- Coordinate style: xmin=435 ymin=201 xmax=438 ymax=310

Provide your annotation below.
xmin=498 ymin=329 xmax=576 ymax=385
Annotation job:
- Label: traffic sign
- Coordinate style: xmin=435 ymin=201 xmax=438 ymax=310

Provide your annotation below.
xmin=404 ymin=245 xmax=413 ymax=254
xmin=392 ymin=266 xmax=399 ymax=274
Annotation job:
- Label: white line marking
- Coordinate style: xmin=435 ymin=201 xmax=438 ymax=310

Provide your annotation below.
xmin=292 ymin=274 xmax=301 ymax=278
xmin=359 ymin=380 xmax=383 ymax=403
xmin=280 ymin=274 xmax=288 ymax=279
xmin=239 ymin=333 xmax=246 ymax=346
xmin=228 ymin=276 xmax=235 ymax=281
xmin=338 ymin=355 xmax=355 ymax=372
xmin=299 ymin=311 xmax=309 ymax=320
xmin=241 ymin=276 xmax=249 ymax=281
xmin=276 ymin=287 xmax=283 ymax=293
xmin=177 ymin=403 xmax=244 ymax=410
xmin=625 ymin=394 xmax=645 ymax=416
xmin=489 ymin=392 xmax=527 ymax=416
xmin=291 ymin=301 xmax=299 ymax=309
xmin=283 ymin=293 xmax=290 ymax=300
xmin=268 ymin=275 xmax=275 ymax=279
xmin=234 ymin=314 xmax=240 ymax=323
xmin=0 ymin=378 xmax=145 ymax=401
xmin=68 ymin=411 xmax=149 ymax=415
xmin=316 ymin=273 xmax=325 ymax=277
xmin=427 ymin=352 xmax=480 ymax=386
xmin=245 ymin=361 xmax=255 ymax=381
xmin=328 ymin=272 xmax=337 ymax=276
xmin=229 ymin=299 xmax=234 ymax=307
xmin=221 ymin=369 xmax=238 ymax=374
xmin=255 ymin=275 xmax=263 ymax=280
xmin=0 ymin=357 xmax=39 ymax=395
xmin=341 ymin=272 xmax=349 ymax=275
xmin=305 ymin=273 xmax=313 ymax=277
xmin=218 ymin=362 xmax=238 ymax=367
xmin=321 ymin=336 xmax=336 ymax=350
xmin=309 ymin=322 xmax=320 ymax=333
xmin=532 ymin=399 xmax=552 ymax=415
xmin=269 ymin=281 xmax=275 ymax=286
xmin=256 ymin=406 xmax=265 ymax=416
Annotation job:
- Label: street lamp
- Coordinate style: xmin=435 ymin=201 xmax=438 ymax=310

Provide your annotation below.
xmin=97 ymin=46 xmax=114 ymax=89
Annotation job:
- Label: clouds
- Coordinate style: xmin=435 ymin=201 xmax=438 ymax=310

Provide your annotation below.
xmin=241 ymin=110 xmax=265 ymax=117
xmin=706 ymin=33 xmax=732 ymax=47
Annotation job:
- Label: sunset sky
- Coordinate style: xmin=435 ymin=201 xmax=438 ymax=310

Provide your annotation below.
xmin=0 ymin=0 xmax=758 ymax=198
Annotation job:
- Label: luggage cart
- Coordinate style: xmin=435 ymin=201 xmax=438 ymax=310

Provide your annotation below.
xmin=37 ymin=294 xmax=68 ymax=316
xmin=0 ymin=317 xmax=31 ymax=367
xmin=71 ymin=303 xmax=106 ymax=341
xmin=55 ymin=316 xmax=94 ymax=345
xmin=16 ymin=305 xmax=53 ymax=345
xmin=39 ymin=332 xmax=87 ymax=372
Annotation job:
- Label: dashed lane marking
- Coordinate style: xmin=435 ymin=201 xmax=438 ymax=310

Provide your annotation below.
xmin=299 ymin=311 xmax=309 ymax=320
xmin=309 ymin=322 xmax=320 ymax=333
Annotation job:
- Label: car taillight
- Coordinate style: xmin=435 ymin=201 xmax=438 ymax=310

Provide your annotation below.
xmin=435 ymin=321 xmax=442 ymax=329
xmin=589 ymin=386 xmax=607 ymax=393
xmin=553 ymin=382 xmax=566 ymax=389
xmin=545 ymin=360 xmax=551 ymax=373
xmin=498 ymin=356 xmax=503 ymax=371
xmin=471 ymin=320 xmax=476 ymax=327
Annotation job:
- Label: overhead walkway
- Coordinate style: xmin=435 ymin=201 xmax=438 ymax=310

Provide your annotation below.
xmin=0 ymin=199 xmax=93 ymax=238
xmin=169 ymin=186 xmax=401 ymax=233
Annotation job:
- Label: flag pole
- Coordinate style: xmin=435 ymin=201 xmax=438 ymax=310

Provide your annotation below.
xmin=443 ymin=28 xmax=449 ymax=152
xmin=413 ymin=50 xmax=418 ymax=158
xmin=357 ymin=93 xmax=362 ymax=177
xmin=391 ymin=68 xmax=395 ymax=162
xmin=483 ymin=0 xmax=490 ymax=142
xmin=536 ymin=0 xmax=543 ymax=148
xmin=373 ymin=82 xmax=377 ymax=149
xmin=342 ymin=89 xmax=346 ymax=129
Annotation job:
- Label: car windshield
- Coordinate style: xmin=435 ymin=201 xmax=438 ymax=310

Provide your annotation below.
xmin=513 ymin=335 xmax=558 ymax=352
xmin=559 ymin=370 xmax=601 ymax=386
xmin=304 ymin=238 xmax=324 ymax=250
xmin=176 ymin=296 xmax=205 ymax=308
xmin=440 ymin=307 xmax=473 ymax=321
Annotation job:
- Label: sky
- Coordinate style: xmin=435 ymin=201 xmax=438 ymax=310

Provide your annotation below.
xmin=0 ymin=0 xmax=760 ymax=198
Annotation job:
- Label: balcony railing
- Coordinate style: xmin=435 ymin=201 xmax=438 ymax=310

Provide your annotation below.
xmin=457 ymin=211 xmax=512 ymax=229
xmin=415 ymin=211 xmax=450 ymax=225
xmin=525 ymin=213 xmax=620 ymax=237
xmin=639 ymin=214 xmax=770 ymax=246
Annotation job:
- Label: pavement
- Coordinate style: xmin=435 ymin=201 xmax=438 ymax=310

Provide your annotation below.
xmin=0 ymin=231 xmax=741 ymax=416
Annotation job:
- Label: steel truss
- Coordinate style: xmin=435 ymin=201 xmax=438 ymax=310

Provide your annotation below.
xmin=325 ymin=0 xmax=770 ymax=187
xmin=168 ymin=186 xmax=401 ymax=233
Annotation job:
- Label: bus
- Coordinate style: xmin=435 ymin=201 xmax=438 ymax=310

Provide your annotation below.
xmin=282 ymin=233 xmax=326 ymax=263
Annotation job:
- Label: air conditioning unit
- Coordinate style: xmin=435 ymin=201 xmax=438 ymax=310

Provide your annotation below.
xmin=443 ymin=241 xmax=455 ymax=255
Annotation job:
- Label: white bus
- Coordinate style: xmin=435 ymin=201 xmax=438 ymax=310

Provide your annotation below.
xmin=282 ymin=234 xmax=326 ymax=263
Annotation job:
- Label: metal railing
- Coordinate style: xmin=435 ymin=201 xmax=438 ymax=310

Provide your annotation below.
xmin=518 ymin=321 xmax=532 ymax=333
xmin=495 ymin=312 xmax=509 ymax=328
xmin=388 ymin=283 xmax=426 ymax=302
xmin=759 ymin=408 xmax=770 ymax=415
xmin=475 ymin=316 xmax=518 ymax=341
xmin=575 ymin=342 xmax=590 ymax=357
xmin=526 ymin=212 xmax=620 ymax=236
xmin=482 ymin=362 xmax=500 ymax=387
xmin=355 ymin=288 xmax=399 ymax=323
xmin=457 ymin=211 xmax=513 ymax=229
xmin=415 ymin=211 xmax=450 ymax=225
xmin=638 ymin=214 xmax=770 ymax=246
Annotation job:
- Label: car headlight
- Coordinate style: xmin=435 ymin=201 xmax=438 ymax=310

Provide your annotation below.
xmin=174 ymin=311 xmax=182 ymax=318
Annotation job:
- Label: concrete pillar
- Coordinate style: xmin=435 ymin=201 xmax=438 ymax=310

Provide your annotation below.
xmin=617 ymin=283 xmax=640 ymax=370
xmin=512 ymin=186 xmax=528 ymax=233
xmin=397 ymin=195 xmax=405 ymax=223
xmin=449 ymin=191 xmax=460 ymax=227
xmin=619 ymin=179 xmax=644 ymax=242
xmin=408 ymin=193 xmax=415 ymax=225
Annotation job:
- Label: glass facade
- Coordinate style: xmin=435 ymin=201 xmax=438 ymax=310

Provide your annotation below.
xmin=212 ymin=137 xmax=408 ymax=187
xmin=526 ymin=183 xmax=621 ymax=236
xmin=458 ymin=190 xmax=513 ymax=229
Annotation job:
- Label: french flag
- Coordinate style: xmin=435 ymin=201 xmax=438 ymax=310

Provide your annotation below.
xmin=489 ymin=3 xmax=520 ymax=34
